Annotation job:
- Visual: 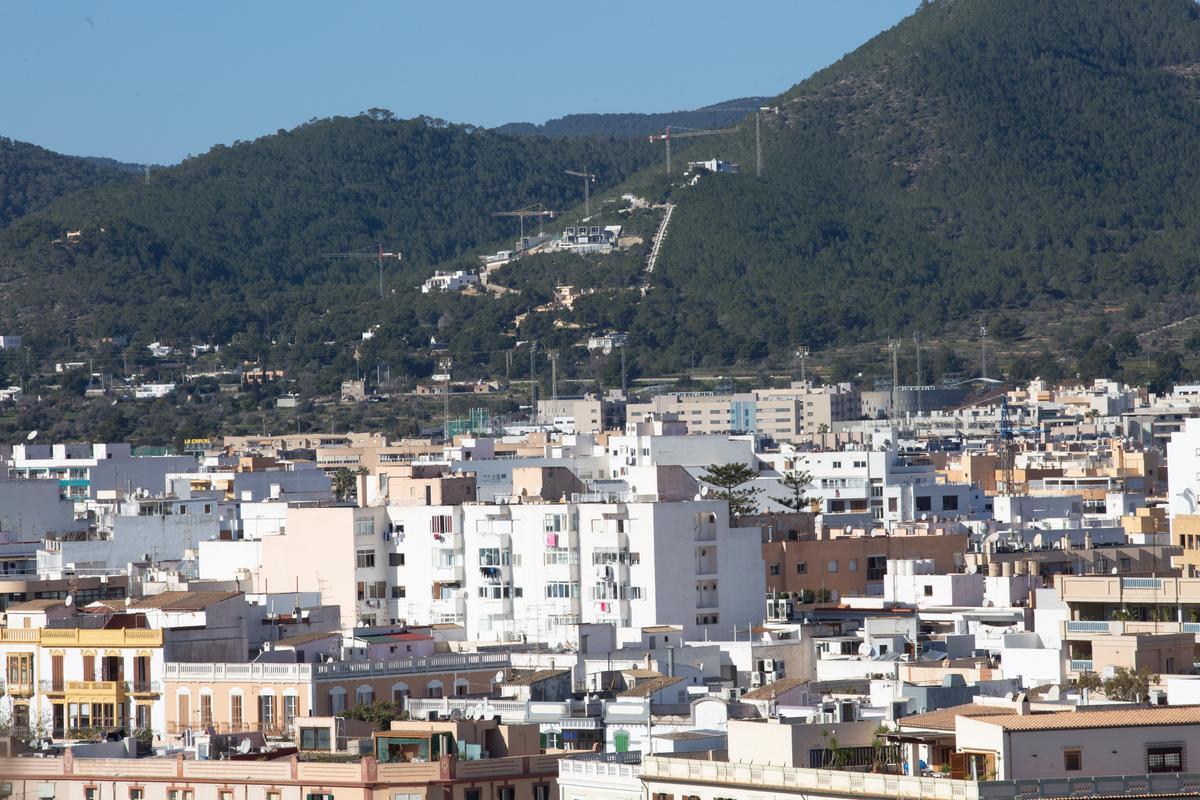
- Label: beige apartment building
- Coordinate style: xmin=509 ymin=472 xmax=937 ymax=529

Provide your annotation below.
xmin=0 ymin=719 xmax=565 ymax=800
xmin=627 ymin=383 xmax=860 ymax=441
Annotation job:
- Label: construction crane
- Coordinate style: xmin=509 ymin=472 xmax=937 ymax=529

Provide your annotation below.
xmin=648 ymin=125 xmax=739 ymax=175
xmin=322 ymin=245 xmax=402 ymax=300
xmin=491 ymin=203 xmax=557 ymax=240
xmin=564 ymin=169 xmax=596 ymax=216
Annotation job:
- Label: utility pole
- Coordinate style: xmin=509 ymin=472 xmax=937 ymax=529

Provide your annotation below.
xmin=755 ymin=111 xmax=762 ymax=178
xmin=439 ymin=357 xmax=453 ymax=442
xmin=529 ymin=340 xmax=538 ymax=424
xmin=321 ymin=246 xmax=401 ymax=300
xmin=547 ymin=349 xmax=560 ymax=401
xmin=620 ymin=344 xmax=628 ymax=396
xmin=979 ymin=324 xmax=988 ymax=381
xmin=887 ymin=339 xmax=901 ymax=416
xmin=913 ymin=332 xmax=924 ymax=416
xmin=505 ymin=350 xmax=512 ymax=388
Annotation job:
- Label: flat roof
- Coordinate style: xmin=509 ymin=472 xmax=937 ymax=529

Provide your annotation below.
xmin=130 ymin=590 xmax=241 ymax=611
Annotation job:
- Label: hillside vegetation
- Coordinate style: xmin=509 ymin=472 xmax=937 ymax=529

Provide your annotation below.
xmin=602 ymin=0 xmax=1200 ymax=372
xmin=0 ymin=138 xmax=132 ymax=229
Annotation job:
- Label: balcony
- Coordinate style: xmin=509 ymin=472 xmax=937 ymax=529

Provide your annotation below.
xmin=1068 ymin=659 xmax=1094 ymax=672
xmin=432 ymin=563 xmax=464 ymax=583
xmin=313 ymin=651 xmax=509 ymax=680
xmin=128 ymin=680 xmax=162 ymax=695
xmin=7 ymin=680 xmax=34 ymax=697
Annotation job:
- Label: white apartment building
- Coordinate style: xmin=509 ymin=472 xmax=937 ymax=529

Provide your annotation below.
xmin=8 ymin=443 xmax=195 ymax=501
xmin=1168 ymin=417 xmax=1200 ymax=519
xmin=756 ymin=448 xmax=986 ymax=524
xmin=251 ymin=496 xmax=765 ymax=643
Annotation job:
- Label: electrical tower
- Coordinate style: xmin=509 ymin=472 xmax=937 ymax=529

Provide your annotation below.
xmin=997 ymin=395 xmax=1025 ymax=498
xmin=322 ymin=245 xmax=402 ymax=299
xmin=564 ymin=169 xmax=596 ymax=217
xmin=794 ymin=346 xmax=810 ymax=384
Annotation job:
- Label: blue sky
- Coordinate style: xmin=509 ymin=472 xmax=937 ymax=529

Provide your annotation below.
xmin=0 ymin=1 xmax=920 ymax=165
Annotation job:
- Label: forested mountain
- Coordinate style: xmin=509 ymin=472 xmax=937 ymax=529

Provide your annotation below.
xmin=7 ymin=0 xmax=1200 ymax=389
xmin=0 ymin=113 xmax=656 ymax=364
xmin=0 ymin=138 xmax=133 ymax=229
xmin=494 ymin=97 xmax=769 ymax=138
xmin=575 ymin=0 xmax=1200 ymax=370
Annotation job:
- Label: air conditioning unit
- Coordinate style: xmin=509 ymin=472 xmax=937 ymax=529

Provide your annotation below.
xmin=750 ymin=672 xmax=764 ymax=687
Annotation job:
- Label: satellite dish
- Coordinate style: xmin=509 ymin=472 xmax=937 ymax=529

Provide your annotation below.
xmin=965 ymin=565 xmax=977 ymax=575
xmin=693 ymin=493 xmax=703 ymax=501
xmin=700 ymin=485 xmax=709 ymax=497
xmin=448 ymin=708 xmax=463 ymax=720
xmin=238 ymin=739 xmax=252 ymax=754
xmin=494 ymin=670 xmax=506 ymax=684
xmin=124 ymin=597 xmax=132 ymax=607
xmin=844 ymin=525 xmax=853 ymax=534
xmin=64 ymin=595 xmax=73 ymax=606
xmin=326 ymin=656 xmax=335 ymax=664
xmin=26 ymin=430 xmax=37 ymax=441
xmin=1111 ymin=567 xmax=1119 ymax=575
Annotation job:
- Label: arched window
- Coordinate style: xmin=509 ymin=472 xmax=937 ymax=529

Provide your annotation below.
xmin=355 ymin=685 xmax=375 ymax=706
xmin=329 ymin=687 xmax=347 ymax=714
xmin=391 ymin=682 xmax=410 ymax=703
xmin=426 ymin=680 xmax=444 ymax=699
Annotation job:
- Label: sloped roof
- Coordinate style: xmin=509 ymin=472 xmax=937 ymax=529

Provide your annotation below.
xmin=129 ymin=591 xmax=241 ymax=611
xmin=898 ymin=703 xmax=1020 ymax=732
xmin=980 ymin=706 xmax=1200 ymax=732
xmin=619 ymin=676 xmax=685 ymax=698
xmin=504 ymin=669 xmax=569 ymax=686
xmin=742 ymin=678 xmax=808 ymax=701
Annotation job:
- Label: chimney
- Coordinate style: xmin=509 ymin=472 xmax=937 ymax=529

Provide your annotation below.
xmin=355 ymin=472 xmax=369 ymax=508
xmin=667 ymin=646 xmax=676 ymax=677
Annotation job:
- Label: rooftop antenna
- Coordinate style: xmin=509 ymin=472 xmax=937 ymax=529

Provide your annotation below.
xmin=529 ymin=340 xmax=538 ymax=425
xmin=439 ymin=357 xmax=453 ymax=442
xmin=886 ymin=339 xmax=901 ymax=417
xmin=144 ymin=165 xmax=150 ymax=187
xmin=794 ymin=346 xmax=810 ymax=385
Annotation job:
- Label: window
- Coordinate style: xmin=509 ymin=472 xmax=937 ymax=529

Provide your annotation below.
xmin=848 ymin=559 xmax=858 ymax=572
xmin=389 ymin=552 xmax=405 ymax=567
xmin=356 ymin=549 xmax=376 ymax=568
xmin=1147 ymin=745 xmax=1185 ymax=772
xmin=259 ymin=694 xmax=276 ymax=729
xmin=533 ymin=786 xmax=551 ymax=800
xmin=391 ymin=586 xmax=406 ymax=599
xmin=284 ymin=694 xmax=298 ymax=729
xmin=942 ymin=495 xmax=959 ymax=511
xmin=129 ymin=790 xmax=144 ymax=800
xmin=200 ymin=693 xmax=213 ymax=727
xmin=354 ymin=519 xmax=374 ymax=536
xmin=888 ymin=498 xmax=897 ymax=512
xmin=498 ymin=789 xmax=515 ymax=800
xmin=915 ymin=496 xmax=932 ymax=512
xmin=546 ymin=581 xmax=579 ymax=599
xmin=796 ymin=562 xmax=807 ymax=575
xmin=465 ymin=792 xmax=481 ymax=800
xmin=85 ymin=789 xmax=98 ymax=800
xmin=923 ymin=585 xmax=934 ymax=597
xmin=1064 ymin=749 xmax=1082 ymax=771
xmin=769 ymin=564 xmax=781 ymax=576
xmin=827 ymin=560 xmax=838 ymax=573
xmin=231 ymin=694 xmax=243 ymax=729
xmin=431 ymin=515 xmax=453 ymax=534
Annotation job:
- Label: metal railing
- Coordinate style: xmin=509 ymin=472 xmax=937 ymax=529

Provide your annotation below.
xmin=1065 ymin=620 xmax=1112 ymax=633
xmin=1069 ymin=659 xmax=1094 ymax=672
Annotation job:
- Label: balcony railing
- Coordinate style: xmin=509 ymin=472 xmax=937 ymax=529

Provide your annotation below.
xmin=314 ymin=652 xmax=509 ymax=679
xmin=1069 ymin=659 xmax=1094 ymax=672
xmin=1065 ymin=620 xmax=1112 ymax=633
xmin=1122 ymin=577 xmax=1163 ymax=590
